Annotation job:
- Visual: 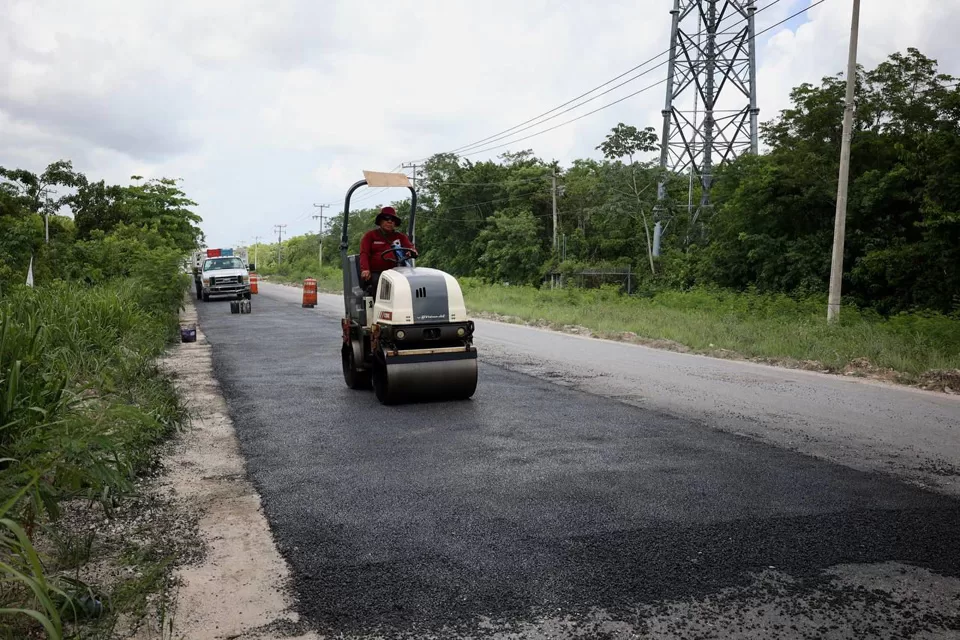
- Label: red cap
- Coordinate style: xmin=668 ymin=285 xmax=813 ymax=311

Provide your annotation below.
xmin=375 ymin=206 xmax=401 ymax=224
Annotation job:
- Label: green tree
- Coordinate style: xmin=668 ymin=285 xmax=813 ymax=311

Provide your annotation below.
xmin=416 ymin=152 xmax=552 ymax=277
xmin=708 ymin=48 xmax=960 ymax=312
xmin=120 ymin=177 xmax=204 ymax=254
xmin=596 ymin=123 xmax=661 ymax=274
xmin=476 ymin=207 xmax=544 ymax=285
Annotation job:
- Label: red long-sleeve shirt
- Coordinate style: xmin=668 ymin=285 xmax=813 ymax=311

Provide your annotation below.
xmin=358 ymin=228 xmax=416 ymax=273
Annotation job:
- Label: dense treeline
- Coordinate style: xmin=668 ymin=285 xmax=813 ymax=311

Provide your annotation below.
xmin=261 ymin=49 xmax=958 ymax=315
xmin=1 ymin=162 xmax=203 ymax=291
xmin=700 ymin=48 xmax=960 ymax=314
xmin=0 ymin=162 xmax=202 ymax=637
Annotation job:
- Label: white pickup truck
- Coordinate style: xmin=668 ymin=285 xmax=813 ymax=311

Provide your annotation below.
xmin=200 ymin=255 xmax=252 ymax=301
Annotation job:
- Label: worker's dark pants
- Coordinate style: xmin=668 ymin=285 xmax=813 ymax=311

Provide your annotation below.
xmin=363 ymin=271 xmax=382 ymax=297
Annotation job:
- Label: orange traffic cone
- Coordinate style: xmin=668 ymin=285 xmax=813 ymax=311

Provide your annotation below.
xmin=302 ymin=278 xmax=317 ymax=308
xmin=249 ymin=273 xmax=259 ymax=294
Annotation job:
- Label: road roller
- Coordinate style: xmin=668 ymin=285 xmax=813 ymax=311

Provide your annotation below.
xmin=340 ymin=170 xmax=478 ymax=405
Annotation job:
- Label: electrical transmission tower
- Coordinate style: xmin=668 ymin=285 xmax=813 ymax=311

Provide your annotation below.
xmin=656 ymin=0 xmax=759 ymax=234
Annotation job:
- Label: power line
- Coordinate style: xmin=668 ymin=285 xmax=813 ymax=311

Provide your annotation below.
xmin=447 ymin=1 xmax=781 ymax=156
xmin=295 ymin=204 xmax=331 ymax=223
xmin=457 ymin=77 xmax=669 ymax=157
xmin=415 ymin=187 xmax=552 ymax=218
xmin=407 ymin=0 xmax=786 ymax=163
xmin=450 ymin=2 xmax=779 ymax=156
xmin=452 ymin=0 xmax=829 ymax=159
xmin=428 ymin=175 xmax=552 ymax=187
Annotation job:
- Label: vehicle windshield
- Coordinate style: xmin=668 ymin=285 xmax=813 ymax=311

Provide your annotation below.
xmin=203 ymin=257 xmax=245 ymax=271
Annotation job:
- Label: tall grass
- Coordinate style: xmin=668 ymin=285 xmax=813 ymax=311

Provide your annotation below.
xmin=0 ymin=278 xmax=188 ymax=638
xmin=460 ymin=280 xmax=960 ymax=377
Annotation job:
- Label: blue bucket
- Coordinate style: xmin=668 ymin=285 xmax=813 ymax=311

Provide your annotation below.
xmin=180 ymin=325 xmax=197 ymax=343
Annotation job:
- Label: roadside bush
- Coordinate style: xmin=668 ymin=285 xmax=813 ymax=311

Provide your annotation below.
xmin=0 ymin=277 xmax=187 ymax=638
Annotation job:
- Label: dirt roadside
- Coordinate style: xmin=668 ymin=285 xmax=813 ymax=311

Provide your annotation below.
xmin=154 ymin=298 xmax=319 ymax=640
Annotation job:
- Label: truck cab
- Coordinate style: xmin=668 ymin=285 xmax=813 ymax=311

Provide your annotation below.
xmin=200 ymin=256 xmax=251 ymax=301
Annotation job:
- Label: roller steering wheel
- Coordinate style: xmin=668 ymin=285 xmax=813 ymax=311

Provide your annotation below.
xmin=380 ymin=247 xmax=419 ymax=263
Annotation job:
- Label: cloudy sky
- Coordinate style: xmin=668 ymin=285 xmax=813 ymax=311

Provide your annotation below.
xmin=2 ymin=0 xmax=958 ymax=247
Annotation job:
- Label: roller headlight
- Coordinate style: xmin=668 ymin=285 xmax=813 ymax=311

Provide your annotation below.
xmin=457 ymin=327 xmax=466 ymax=337
xmin=395 ymin=330 xmax=406 ymax=340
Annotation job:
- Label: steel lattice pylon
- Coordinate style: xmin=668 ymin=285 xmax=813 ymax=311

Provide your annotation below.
xmin=655 ymin=0 xmax=759 ymax=232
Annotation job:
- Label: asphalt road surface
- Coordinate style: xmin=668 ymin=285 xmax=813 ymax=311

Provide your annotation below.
xmin=195 ymin=283 xmax=960 ymax=639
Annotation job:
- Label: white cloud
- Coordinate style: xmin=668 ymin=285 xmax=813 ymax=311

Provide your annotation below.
xmin=1 ymin=0 xmax=958 ymax=247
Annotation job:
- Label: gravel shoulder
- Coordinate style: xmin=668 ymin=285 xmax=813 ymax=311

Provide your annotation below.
xmin=156 ymin=297 xmax=319 ymax=640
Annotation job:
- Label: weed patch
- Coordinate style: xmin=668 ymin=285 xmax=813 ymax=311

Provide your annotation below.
xmin=460 ymin=281 xmax=960 ymax=383
xmin=0 ymin=279 xmax=191 ymax=639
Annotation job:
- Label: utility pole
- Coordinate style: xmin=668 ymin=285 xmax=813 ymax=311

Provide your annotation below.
xmin=552 ymin=169 xmax=558 ymax=252
xmin=402 ymin=162 xmax=419 ymax=189
xmin=827 ymin=0 xmax=861 ymax=324
xmin=274 ymin=224 xmax=287 ymax=266
xmin=253 ymin=235 xmax=262 ymax=269
xmin=312 ymin=204 xmax=329 ymax=269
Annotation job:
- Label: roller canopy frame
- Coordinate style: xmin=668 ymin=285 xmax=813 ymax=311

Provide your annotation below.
xmin=340 ymin=171 xmax=418 ymax=319
xmin=340 ymin=171 xmax=418 ymax=252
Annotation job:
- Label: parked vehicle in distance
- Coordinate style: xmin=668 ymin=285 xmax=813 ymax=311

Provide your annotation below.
xmin=200 ymin=255 xmax=251 ymax=301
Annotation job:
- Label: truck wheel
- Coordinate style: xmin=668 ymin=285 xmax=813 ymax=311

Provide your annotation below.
xmin=202 ymin=292 xmax=209 ymax=302
xmin=244 ymin=291 xmax=252 ymax=300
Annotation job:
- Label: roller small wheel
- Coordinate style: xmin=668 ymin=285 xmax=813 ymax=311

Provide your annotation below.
xmin=342 ymin=343 xmax=370 ymax=390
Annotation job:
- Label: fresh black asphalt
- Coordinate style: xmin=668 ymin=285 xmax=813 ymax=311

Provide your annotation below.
xmin=195 ymin=288 xmax=960 ymax=638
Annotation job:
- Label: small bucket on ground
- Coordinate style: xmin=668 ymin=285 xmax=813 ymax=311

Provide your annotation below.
xmin=180 ymin=324 xmax=197 ymax=343
xmin=230 ymin=301 xmax=240 ymax=314
xmin=302 ymin=278 xmax=317 ymax=308
xmin=240 ymin=300 xmax=252 ymax=314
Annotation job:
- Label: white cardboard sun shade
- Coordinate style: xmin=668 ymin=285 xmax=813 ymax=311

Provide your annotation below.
xmin=362 ymin=170 xmax=411 ymax=188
